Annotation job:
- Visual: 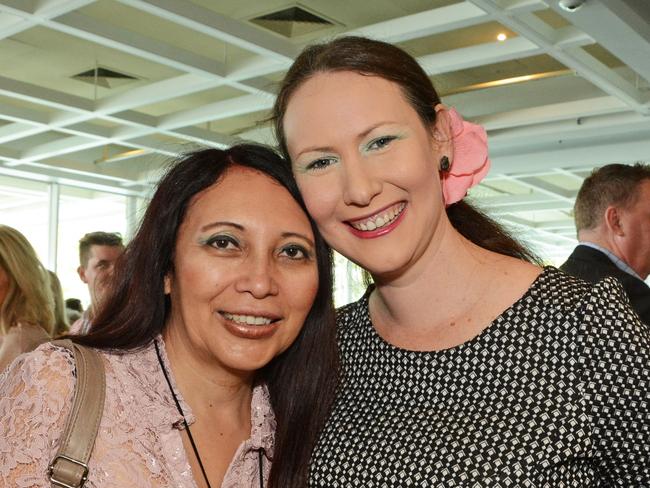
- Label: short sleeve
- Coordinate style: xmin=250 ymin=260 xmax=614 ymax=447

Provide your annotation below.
xmin=0 ymin=344 xmax=75 ymax=488
xmin=580 ymin=277 xmax=650 ymax=484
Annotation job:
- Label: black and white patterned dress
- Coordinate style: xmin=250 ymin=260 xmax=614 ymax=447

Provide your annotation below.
xmin=309 ymin=267 xmax=650 ymax=486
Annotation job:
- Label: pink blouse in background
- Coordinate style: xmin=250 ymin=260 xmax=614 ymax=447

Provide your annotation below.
xmin=0 ymin=337 xmax=275 ymax=487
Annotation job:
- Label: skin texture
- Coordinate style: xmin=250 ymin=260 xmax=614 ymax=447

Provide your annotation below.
xmin=615 ymin=179 xmax=650 ymax=279
xmin=163 ymin=165 xmax=318 ymax=377
xmin=283 ymin=71 xmax=541 ymax=351
xmin=161 ymin=166 xmax=319 ymax=487
xmin=284 ymin=72 xmax=453 ymax=280
xmin=77 ymin=244 xmax=123 ymax=314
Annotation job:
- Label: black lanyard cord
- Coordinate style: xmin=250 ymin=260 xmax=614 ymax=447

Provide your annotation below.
xmin=155 ymin=340 xmax=266 ymax=488
xmin=155 ymin=340 xmax=212 ymax=488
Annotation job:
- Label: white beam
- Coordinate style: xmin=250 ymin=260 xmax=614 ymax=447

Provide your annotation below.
xmin=0 ymin=76 xmax=238 ymax=157
xmin=476 ymin=96 xmax=628 ymax=130
xmin=468 ymin=0 xmax=649 ymax=113
xmin=487 ymin=200 xmax=572 ymax=213
xmin=488 ymin=110 xmax=650 ymax=144
xmin=118 ymin=0 xmax=297 ymax=61
xmin=53 ymin=12 xmax=227 ymax=78
xmin=491 ymin=138 xmax=650 ymax=174
xmin=515 ymin=176 xmax=575 ymax=201
xmin=478 ymin=192 xmax=557 ymax=207
xmin=156 ymin=93 xmax=273 ymax=132
xmin=546 ymin=0 xmax=650 ymax=84
xmin=351 ymin=2 xmax=490 ymax=43
xmin=0 ymin=162 xmax=150 ymax=195
xmin=94 ymin=73 xmax=221 ymax=114
xmin=0 ymin=11 xmax=36 ymax=39
xmin=419 ymin=36 xmax=543 ymax=75
xmin=0 ymin=3 xmax=269 ymax=97
xmin=0 ymin=0 xmax=97 ymax=39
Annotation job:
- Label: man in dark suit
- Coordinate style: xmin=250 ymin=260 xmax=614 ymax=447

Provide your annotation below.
xmin=561 ymin=163 xmax=650 ymax=324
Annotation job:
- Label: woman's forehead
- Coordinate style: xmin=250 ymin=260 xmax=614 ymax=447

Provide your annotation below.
xmin=284 ymin=72 xmax=422 ymax=148
xmin=181 ymin=167 xmax=311 ymax=234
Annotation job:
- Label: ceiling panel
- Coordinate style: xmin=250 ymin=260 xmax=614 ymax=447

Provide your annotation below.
xmin=0 ymin=0 xmax=648 ymax=263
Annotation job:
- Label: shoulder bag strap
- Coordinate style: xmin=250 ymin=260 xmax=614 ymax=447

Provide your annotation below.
xmin=48 ymin=339 xmax=106 ymax=488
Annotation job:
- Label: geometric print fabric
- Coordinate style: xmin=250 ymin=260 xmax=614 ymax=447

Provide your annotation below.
xmin=308 ymin=267 xmax=650 ymax=486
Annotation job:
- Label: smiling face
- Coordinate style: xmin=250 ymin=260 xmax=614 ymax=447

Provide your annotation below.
xmin=283 ymin=71 xmax=451 ymax=278
xmin=164 ymin=166 xmax=318 ymax=374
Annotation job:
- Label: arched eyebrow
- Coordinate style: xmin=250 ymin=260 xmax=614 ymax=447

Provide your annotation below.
xmin=200 ymin=221 xmax=243 ymax=232
xmin=200 ymin=223 xmax=314 ymax=246
xmin=295 ymin=121 xmax=398 ymax=158
xmin=281 ymin=232 xmax=314 ymax=247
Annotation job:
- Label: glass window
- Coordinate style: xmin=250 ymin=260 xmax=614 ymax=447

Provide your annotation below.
xmin=0 ymin=175 xmax=50 ymax=264
xmin=333 ymin=252 xmax=367 ymax=307
xmin=57 ymin=186 xmax=127 ymax=308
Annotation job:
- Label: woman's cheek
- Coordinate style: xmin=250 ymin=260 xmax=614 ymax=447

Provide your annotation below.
xmin=297 ymin=179 xmax=335 ymax=224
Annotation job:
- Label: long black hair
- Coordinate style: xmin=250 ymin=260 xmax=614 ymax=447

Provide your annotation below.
xmin=273 ymin=36 xmax=539 ymax=264
xmin=72 ymin=143 xmax=338 ymax=487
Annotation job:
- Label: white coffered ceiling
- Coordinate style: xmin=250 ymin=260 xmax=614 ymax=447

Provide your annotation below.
xmin=0 ymin=0 xmax=649 ymax=263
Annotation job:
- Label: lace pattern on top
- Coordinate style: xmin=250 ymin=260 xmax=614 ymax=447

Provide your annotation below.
xmin=0 ymin=336 xmax=275 ymax=487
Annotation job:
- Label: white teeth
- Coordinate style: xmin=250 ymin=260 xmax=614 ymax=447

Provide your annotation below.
xmin=351 ymin=203 xmax=405 ymax=232
xmin=222 ymin=312 xmax=272 ymax=326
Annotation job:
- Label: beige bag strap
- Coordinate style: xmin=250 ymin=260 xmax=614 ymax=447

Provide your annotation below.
xmin=47 ymin=339 xmax=106 ymax=488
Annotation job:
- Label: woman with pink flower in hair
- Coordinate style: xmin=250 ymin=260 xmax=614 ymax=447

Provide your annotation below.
xmin=272 ymin=37 xmax=650 ymax=485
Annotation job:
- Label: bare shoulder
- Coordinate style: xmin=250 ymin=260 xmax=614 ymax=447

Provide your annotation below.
xmin=494 ymin=255 xmax=543 ymax=284
xmin=481 ymin=253 xmax=543 ymax=310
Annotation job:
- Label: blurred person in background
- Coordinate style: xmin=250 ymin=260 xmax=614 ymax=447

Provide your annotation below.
xmin=47 ymin=270 xmax=69 ymax=337
xmin=64 ymin=297 xmax=83 ymax=324
xmin=72 ymin=231 xmax=124 ymax=333
xmin=561 ymin=163 xmax=650 ymax=324
xmin=0 ymin=225 xmax=54 ymax=371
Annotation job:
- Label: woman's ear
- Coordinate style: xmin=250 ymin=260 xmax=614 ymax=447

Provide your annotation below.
xmin=432 ymin=104 xmax=454 ymax=161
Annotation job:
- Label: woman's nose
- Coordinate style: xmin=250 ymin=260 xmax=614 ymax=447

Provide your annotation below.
xmin=234 ymin=256 xmax=279 ymax=299
xmin=341 ymin=157 xmax=382 ymax=207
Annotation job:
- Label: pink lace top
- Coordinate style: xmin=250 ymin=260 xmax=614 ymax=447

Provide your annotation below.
xmin=0 ymin=337 xmax=275 ymax=487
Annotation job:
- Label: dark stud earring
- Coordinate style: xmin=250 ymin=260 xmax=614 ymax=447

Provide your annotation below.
xmin=439 ymin=155 xmax=450 ymax=172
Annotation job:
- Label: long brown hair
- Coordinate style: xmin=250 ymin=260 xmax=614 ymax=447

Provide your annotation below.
xmin=272 ymin=36 xmax=539 ymax=263
xmin=71 ymin=144 xmax=338 ymax=487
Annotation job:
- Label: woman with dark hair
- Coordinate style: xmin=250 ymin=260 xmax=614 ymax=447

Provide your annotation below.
xmin=0 ymin=144 xmax=337 ymax=487
xmin=273 ymin=36 xmax=650 ymax=484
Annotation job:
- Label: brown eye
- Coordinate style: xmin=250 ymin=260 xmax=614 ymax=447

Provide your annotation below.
xmin=206 ymin=235 xmax=238 ymax=250
xmin=280 ymin=245 xmax=309 ymax=260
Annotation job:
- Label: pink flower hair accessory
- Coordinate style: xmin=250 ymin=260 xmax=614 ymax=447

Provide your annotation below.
xmin=434 ymin=104 xmax=491 ymax=206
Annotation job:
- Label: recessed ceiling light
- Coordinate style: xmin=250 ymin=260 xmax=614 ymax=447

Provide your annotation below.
xmin=497 ymin=33 xmax=507 ymax=42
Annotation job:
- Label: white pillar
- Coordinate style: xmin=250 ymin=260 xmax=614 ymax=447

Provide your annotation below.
xmin=125 ymin=195 xmax=138 ymax=242
xmin=47 ymin=182 xmax=60 ymax=271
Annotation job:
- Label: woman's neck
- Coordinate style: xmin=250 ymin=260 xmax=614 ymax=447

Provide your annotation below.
xmin=368 ymin=221 xmax=535 ymax=350
xmin=161 ymin=326 xmax=253 ymax=423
